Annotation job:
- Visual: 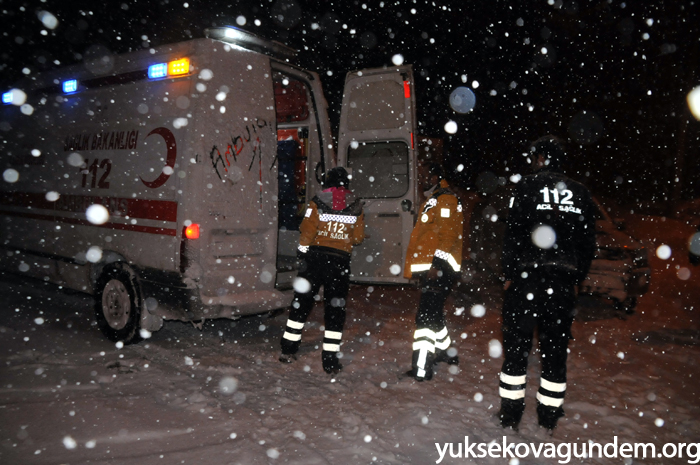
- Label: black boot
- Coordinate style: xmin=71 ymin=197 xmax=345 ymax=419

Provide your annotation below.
xmin=280 ymin=337 xmax=300 ymax=363
xmin=278 ymin=353 xmax=297 ymax=364
xmin=434 ymin=349 xmax=459 ymax=365
xmin=281 ymin=334 xmax=301 ymax=355
xmin=322 ymin=351 xmax=343 ymax=374
xmin=537 ymin=402 xmax=565 ymax=431
xmin=498 ymin=398 xmax=525 ymax=429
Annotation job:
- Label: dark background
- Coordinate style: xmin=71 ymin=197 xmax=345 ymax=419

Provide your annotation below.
xmin=1 ymin=0 xmax=699 ymax=210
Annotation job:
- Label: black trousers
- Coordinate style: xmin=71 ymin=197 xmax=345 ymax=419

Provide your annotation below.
xmin=281 ymin=248 xmax=351 ymax=355
xmin=499 ymin=268 xmax=576 ymax=408
xmin=411 ymin=267 xmax=457 ymax=378
xmin=415 ymin=270 xmax=456 ymax=331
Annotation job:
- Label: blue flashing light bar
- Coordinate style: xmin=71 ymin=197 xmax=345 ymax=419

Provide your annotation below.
xmin=148 ymin=63 xmax=168 ymax=79
xmin=63 ymin=80 xmax=78 ymax=94
xmin=2 ymin=91 xmax=12 ymax=104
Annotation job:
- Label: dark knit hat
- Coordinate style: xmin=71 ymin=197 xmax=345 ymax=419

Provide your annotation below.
xmin=530 ymin=135 xmax=566 ymax=170
xmin=428 ymin=163 xmax=445 ymax=181
xmin=323 ymin=167 xmax=350 ymax=188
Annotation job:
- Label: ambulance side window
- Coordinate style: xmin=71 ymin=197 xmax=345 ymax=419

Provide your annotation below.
xmin=346 ymin=141 xmax=409 ymax=198
xmin=274 ymin=77 xmax=309 ymax=123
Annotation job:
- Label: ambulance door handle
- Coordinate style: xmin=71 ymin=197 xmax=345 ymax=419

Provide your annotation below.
xmin=314 ymin=162 xmax=324 ymax=184
xmin=401 ymin=199 xmax=412 ymax=213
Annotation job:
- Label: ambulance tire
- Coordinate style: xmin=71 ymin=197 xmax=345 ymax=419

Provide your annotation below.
xmin=94 ymin=264 xmax=143 ymax=344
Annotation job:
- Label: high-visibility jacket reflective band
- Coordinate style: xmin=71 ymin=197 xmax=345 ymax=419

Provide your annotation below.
xmin=435 ymin=249 xmax=461 ymax=271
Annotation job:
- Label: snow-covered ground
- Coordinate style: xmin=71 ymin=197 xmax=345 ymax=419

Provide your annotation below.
xmin=1 ymin=214 xmax=699 ymax=465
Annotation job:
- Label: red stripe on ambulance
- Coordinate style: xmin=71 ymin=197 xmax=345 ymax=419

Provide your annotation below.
xmin=1 ymin=210 xmax=177 ymax=236
xmin=0 ymin=192 xmax=178 ymax=222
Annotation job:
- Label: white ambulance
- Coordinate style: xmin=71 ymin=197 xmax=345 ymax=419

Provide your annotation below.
xmin=0 ymin=27 xmax=421 ymax=343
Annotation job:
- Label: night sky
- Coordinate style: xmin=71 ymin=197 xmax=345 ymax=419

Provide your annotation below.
xmin=1 ymin=0 xmax=699 ymax=208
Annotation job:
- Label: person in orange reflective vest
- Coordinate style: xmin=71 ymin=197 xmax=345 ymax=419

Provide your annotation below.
xmin=404 ymin=163 xmax=463 ymax=381
xmin=279 ymin=167 xmax=365 ymax=374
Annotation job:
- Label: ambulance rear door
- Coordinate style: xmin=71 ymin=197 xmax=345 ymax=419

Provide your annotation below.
xmin=336 ymin=65 xmax=418 ymax=283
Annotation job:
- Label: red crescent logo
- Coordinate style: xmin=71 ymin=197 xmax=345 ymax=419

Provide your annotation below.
xmin=140 ymin=127 xmax=177 ymax=189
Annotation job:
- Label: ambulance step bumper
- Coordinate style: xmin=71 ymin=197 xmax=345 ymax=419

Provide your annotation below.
xmin=199 ymin=289 xmax=294 ymax=317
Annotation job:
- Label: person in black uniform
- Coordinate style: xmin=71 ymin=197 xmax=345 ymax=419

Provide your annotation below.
xmin=497 ymin=136 xmax=596 ymax=431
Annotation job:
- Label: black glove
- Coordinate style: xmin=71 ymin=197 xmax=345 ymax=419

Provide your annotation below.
xmin=296 ymin=249 xmax=308 ymax=273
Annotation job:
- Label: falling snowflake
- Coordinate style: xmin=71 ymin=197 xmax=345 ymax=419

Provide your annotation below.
xmin=532 ymin=225 xmax=556 ymax=249
xmin=86 ymin=205 xmax=109 ymax=225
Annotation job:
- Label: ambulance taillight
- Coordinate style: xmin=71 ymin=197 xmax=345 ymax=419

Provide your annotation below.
xmin=185 ymin=223 xmax=200 ymax=240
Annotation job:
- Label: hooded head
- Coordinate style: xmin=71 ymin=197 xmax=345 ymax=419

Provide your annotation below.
xmin=420 ymin=163 xmax=445 ymax=191
xmin=321 ymin=167 xmax=353 ymax=210
xmin=428 ymin=163 xmax=445 ymax=181
xmin=529 ymin=135 xmax=566 ymax=172
xmin=323 ymin=167 xmax=350 ymax=189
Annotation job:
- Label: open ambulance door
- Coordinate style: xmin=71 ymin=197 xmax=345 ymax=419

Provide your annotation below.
xmin=271 ymin=63 xmax=334 ymax=290
xmin=337 ymin=65 xmax=418 ymax=284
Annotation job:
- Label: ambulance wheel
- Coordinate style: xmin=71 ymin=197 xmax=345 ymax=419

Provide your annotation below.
xmin=94 ymin=264 xmax=142 ymax=344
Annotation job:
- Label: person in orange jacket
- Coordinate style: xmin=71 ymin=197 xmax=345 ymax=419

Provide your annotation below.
xmin=279 ymin=167 xmax=365 ymax=374
xmin=404 ymin=163 xmax=463 ymax=381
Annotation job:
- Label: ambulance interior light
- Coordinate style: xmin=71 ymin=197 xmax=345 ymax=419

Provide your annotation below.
xmin=63 ymin=80 xmax=78 ymax=94
xmin=224 ymin=27 xmax=246 ymax=41
xmin=204 ymin=26 xmax=297 ymax=60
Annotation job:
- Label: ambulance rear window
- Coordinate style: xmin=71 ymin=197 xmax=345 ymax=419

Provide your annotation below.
xmin=347 ymin=141 xmax=409 ymax=199
xmin=274 ymin=77 xmax=309 ymax=123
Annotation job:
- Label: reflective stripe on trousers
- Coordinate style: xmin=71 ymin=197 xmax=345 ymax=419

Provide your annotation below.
xmin=499 ymin=372 xmax=527 ymax=400
xmin=323 ymin=330 xmax=342 ymax=352
xmin=435 ymin=326 xmax=451 ymax=351
xmin=537 ymin=377 xmax=566 ymax=407
xmin=413 ymin=328 xmax=436 ymax=377
xmin=282 ymin=319 xmax=305 ymax=342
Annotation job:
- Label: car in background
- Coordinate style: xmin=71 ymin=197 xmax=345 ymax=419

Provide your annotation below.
xmin=676 ymin=198 xmax=700 ymax=227
xmin=468 ymin=189 xmax=651 ymax=314
xmin=581 ymin=200 xmax=651 ymax=313
xmin=670 ymin=199 xmax=700 ymax=266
